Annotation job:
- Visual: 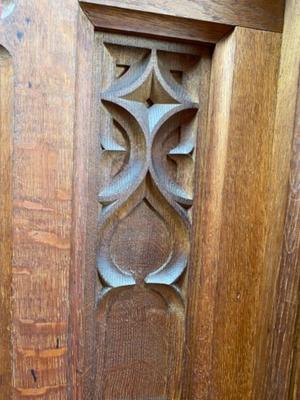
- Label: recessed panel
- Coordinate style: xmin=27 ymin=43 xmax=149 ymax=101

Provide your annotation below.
xmin=93 ymin=32 xmax=210 ymax=399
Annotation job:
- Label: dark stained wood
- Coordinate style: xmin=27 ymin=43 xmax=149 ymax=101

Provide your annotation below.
xmin=0 ymin=45 xmax=13 ymax=400
xmin=184 ymin=27 xmax=281 ymax=400
xmin=80 ymin=4 xmax=233 ymax=44
xmin=80 ymin=0 xmax=285 ymax=33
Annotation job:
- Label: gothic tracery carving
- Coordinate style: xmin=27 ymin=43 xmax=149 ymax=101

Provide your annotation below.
xmin=97 ymin=42 xmax=200 ymax=291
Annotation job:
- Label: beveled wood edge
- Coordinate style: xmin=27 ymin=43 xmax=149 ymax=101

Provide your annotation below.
xmin=79 ymin=2 xmax=233 ymax=44
xmin=79 ymin=0 xmax=284 ymax=33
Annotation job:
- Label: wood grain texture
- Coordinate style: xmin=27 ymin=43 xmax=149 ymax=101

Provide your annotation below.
xmin=0 ymin=1 xmax=82 ymax=398
xmin=184 ymin=27 xmax=281 ymax=400
xmin=211 ymin=28 xmax=281 ymax=400
xmin=69 ymin=8 xmax=94 ymax=400
xmin=253 ymin=0 xmax=300 ymax=399
xmin=89 ymin=32 xmax=212 ymax=399
xmin=0 ymin=45 xmax=13 ymax=400
xmin=183 ymin=31 xmax=236 ymax=400
xmin=81 ymin=4 xmax=232 ymax=44
xmin=291 ymin=300 xmax=300 ymax=399
xmin=80 ymin=0 xmax=285 ymax=33
xmin=0 ymin=2 xmax=291 ymax=399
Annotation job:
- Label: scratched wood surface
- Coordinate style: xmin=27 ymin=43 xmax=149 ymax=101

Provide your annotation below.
xmin=80 ymin=0 xmax=285 ymax=33
xmin=0 ymin=1 xmax=82 ymax=398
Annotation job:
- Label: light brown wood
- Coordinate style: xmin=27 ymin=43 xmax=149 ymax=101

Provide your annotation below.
xmin=253 ymin=0 xmax=300 ymax=398
xmin=0 ymin=1 xmax=297 ymax=399
xmin=183 ymin=30 xmax=237 ymax=400
xmin=184 ymin=27 xmax=281 ymax=400
xmin=291 ymin=304 xmax=300 ymax=399
xmin=0 ymin=45 xmax=13 ymax=400
xmin=80 ymin=0 xmax=285 ymax=33
xmin=69 ymin=8 xmax=94 ymax=400
xmin=88 ymin=32 xmax=212 ymax=400
xmin=211 ymin=27 xmax=281 ymax=400
xmin=81 ymin=4 xmax=232 ymax=44
xmin=0 ymin=1 xmax=82 ymax=398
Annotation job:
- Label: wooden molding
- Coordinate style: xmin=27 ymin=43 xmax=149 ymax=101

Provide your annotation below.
xmin=80 ymin=3 xmax=232 ymax=44
xmin=80 ymin=0 xmax=284 ymax=33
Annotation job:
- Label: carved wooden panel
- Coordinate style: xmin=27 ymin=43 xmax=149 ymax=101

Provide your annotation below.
xmin=93 ymin=33 xmax=211 ymax=399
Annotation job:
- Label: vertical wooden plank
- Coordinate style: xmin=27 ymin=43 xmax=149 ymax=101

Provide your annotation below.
xmin=290 ymin=305 xmax=300 ymax=399
xmin=186 ymin=27 xmax=281 ymax=400
xmin=69 ymin=7 xmax=95 ymax=400
xmin=254 ymin=0 xmax=300 ymax=399
xmin=0 ymin=45 xmax=13 ymax=400
xmin=212 ymin=27 xmax=281 ymax=400
xmin=184 ymin=31 xmax=236 ymax=400
xmin=0 ymin=1 xmax=81 ymax=398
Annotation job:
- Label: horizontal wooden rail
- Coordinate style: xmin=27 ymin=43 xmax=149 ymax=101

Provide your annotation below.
xmin=80 ymin=0 xmax=284 ymax=33
xmin=80 ymin=3 xmax=233 ymax=43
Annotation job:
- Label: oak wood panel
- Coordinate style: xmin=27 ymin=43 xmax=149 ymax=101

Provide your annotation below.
xmin=80 ymin=0 xmax=285 ymax=33
xmin=0 ymin=1 xmax=82 ymax=398
xmin=211 ymin=28 xmax=281 ymax=400
xmin=89 ymin=32 xmax=212 ymax=400
xmin=0 ymin=2 xmax=290 ymax=400
xmin=253 ymin=0 xmax=300 ymax=398
xmin=69 ymin=8 xmax=94 ymax=400
xmin=0 ymin=45 xmax=13 ymax=400
xmin=291 ymin=301 xmax=300 ymax=399
xmin=184 ymin=27 xmax=281 ymax=400
xmin=183 ymin=31 xmax=237 ymax=400
xmin=81 ymin=4 xmax=232 ymax=44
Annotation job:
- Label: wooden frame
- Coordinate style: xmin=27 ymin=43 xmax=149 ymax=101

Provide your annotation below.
xmin=70 ymin=2 xmax=284 ymax=399
xmin=2 ymin=0 xmax=299 ymax=399
xmin=80 ymin=0 xmax=285 ymax=32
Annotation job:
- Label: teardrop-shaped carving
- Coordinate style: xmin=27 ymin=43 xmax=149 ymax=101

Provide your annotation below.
xmin=93 ymin=32 xmax=206 ymax=400
xmin=97 ymin=45 xmax=198 ymax=290
xmin=97 ymin=176 xmax=190 ymax=287
xmin=110 ymin=199 xmax=172 ymax=282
